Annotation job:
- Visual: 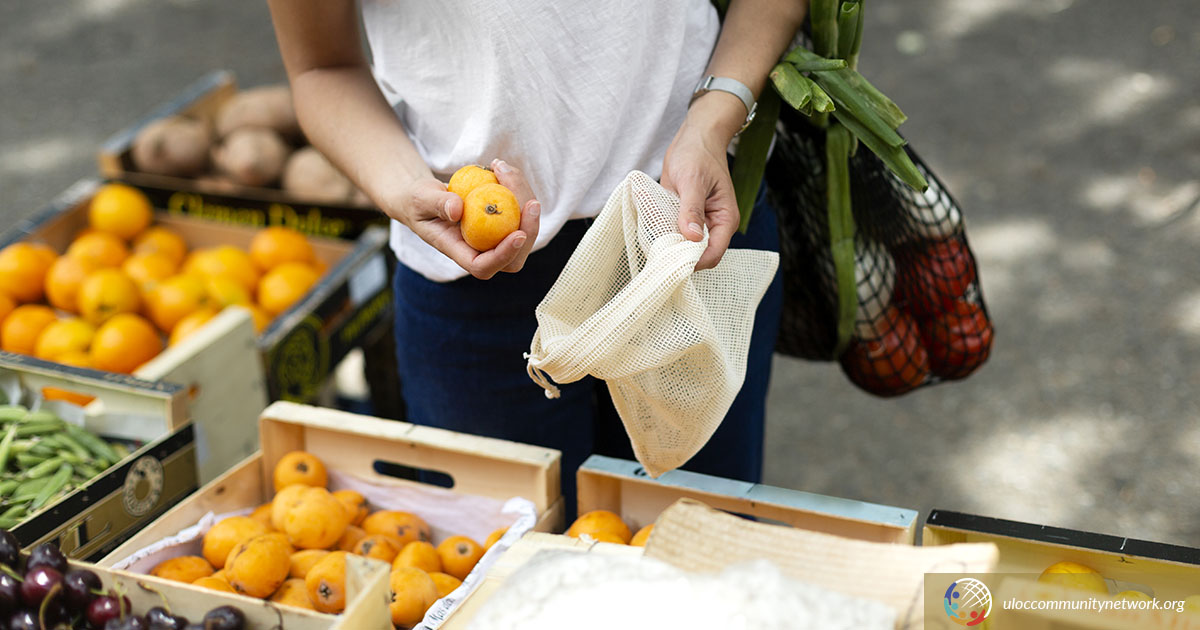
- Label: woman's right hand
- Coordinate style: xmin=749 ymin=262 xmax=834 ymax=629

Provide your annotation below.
xmin=383 ymin=159 xmax=541 ymax=280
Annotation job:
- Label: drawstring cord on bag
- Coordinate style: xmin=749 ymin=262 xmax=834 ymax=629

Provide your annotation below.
xmin=523 ymin=353 xmax=561 ymax=399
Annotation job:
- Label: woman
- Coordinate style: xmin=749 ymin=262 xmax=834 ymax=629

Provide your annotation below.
xmin=266 ymin=0 xmax=805 ymax=510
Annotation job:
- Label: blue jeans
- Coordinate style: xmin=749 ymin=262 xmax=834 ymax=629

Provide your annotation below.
xmin=392 ymin=187 xmax=782 ymax=515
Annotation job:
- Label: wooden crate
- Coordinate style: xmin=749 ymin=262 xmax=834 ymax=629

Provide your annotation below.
xmin=31 ymin=552 xmax=390 ymax=630
xmin=924 ymin=510 xmax=1200 ymax=600
xmin=96 ymin=71 xmax=387 ymax=241
xmin=101 ymin=401 xmax=564 ymax=567
xmin=577 ymin=454 xmax=918 ymax=544
xmin=3 ymin=179 xmax=394 ymax=482
xmin=0 ymin=355 xmax=198 ymax=561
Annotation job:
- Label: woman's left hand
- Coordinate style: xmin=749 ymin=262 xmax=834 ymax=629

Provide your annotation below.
xmin=661 ymin=94 xmax=745 ymax=271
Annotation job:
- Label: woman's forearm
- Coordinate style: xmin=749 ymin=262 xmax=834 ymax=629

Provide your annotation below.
xmin=266 ymin=0 xmax=429 ymax=207
xmin=689 ymin=0 xmax=808 ymax=142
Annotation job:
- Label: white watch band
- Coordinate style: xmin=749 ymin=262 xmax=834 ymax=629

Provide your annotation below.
xmin=692 ymin=75 xmax=758 ymax=135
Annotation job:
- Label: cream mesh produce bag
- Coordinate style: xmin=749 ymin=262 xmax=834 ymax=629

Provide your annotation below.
xmin=525 ymin=171 xmax=779 ymax=476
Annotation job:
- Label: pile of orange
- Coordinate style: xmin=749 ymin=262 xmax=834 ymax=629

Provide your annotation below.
xmin=0 ymin=183 xmax=325 ymax=373
xmin=149 ymin=450 xmax=504 ymax=629
xmin=566 ymin=509 xmax=653 ymax=547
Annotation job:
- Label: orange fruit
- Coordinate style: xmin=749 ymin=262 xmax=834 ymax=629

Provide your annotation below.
xmin=225 ymin=533 xmax=292 ymax=598
xmin=168 ymin=307 xmax=218 ymax=346
xmin=1 ymin=305 xmax=57 ymax=355
xmin=183 ymin=246 xmax=259 ymax=293
xmin=353 ymin=534 xmax=404 ymax=563
xmin=145 ymin=274 xmax=208 ymax=332
xmin=122 ymin=252 xmax=177 ymax=289
xmin=392 ymin=541 xmax=441 ymax=574
xmin=460 ymin=183 xmax=520 ymax=251
xmin=305 ymin=550 xmax=348 ymax=613
xmin=273 ymin=451 xmax=328 ymax=490
xmin=0 ymin=243 xmax=55 ymax=303
xmin=1038 ymin=561 xmax=1109 ymax=594
xmin=33 ymin=318 xmax=95 ymax=361
xmin=243 ymin=303 xmax=272 ymax=333
xmin=428 ymin=572 xmax=462 ymax=599
xmin=66 ymin=232 xmax=129 ymax=268
xmin=483 ymin=527 xmax=507 ymax=551
xmin=89 ymin=183 xmax=153 ymax=240
xmin=270 ymin=577 xmax=315 ymax=609
xmin=271 ymin=484 xmax=311 ymax=531
xmin=133 ymin=226 xmax=188 ymax=266
xmin=289 ymin=549 xmax=330 ymax=579
xmin=336 ymin=525 xmax=368 ymax=552
xmin=54 ymin=350 xmax=92 ymax=369
xmin=192 ymin=575 xmax=236 ymax=593
xmin=204 ymin=275 xmax=251 ymax=308
xmin=249 ymin=503 xmax=274 ymax=529
xmin=29 ymin=243 xmax=57 ymax=268
xmin=436 ymin=535 xmax=484 ymax=581
xmin=566 ymin=510 xmax=631 ymax=543
xmin=78 ymin=268 xmax=141 ymax=325
xmin=389 ymin=567 xmax=439 ymax=628
xmin=0 ymin=293 xmax=14 ymax=326
xmin=249 ymin=226 xmax=315 ymax=271
xmin=283 ymin=487 xmax=350 ymax=550
xmin=332 ymin=490 xmax=368 ymax=526
xmin=203 ymin=515 xmax=271 ymax=568
xmin=362 ymin=511 xmax=431 ymax=548
xmin=150 ymin=555 xmax=214 ymax=583
xmin=447 ymin=164 xmax=499 ymax=201
xmin=44 ymin=256 xmax=100 ymax=312
xmin=629 ymin=524 xmax=653 ymax=547
xmin=89 ymin=313 xmax=163 ymax=373
xmin=257 ymin=262 xmax=319 ymax=316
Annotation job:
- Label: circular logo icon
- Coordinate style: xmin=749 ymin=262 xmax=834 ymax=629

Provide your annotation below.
xmin=272 ymin=316 xmax=326 ymax=401
xmin=944 ymin=578 xmax=992 ymax=626
xmin=122 ymin=456 xmax=165 ymax=517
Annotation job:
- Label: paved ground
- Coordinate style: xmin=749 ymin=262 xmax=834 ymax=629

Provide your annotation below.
xmin=2 ymin=1 xmax=1198 ymax=545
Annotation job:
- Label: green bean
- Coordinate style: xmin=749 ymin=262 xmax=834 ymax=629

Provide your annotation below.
xmin=13 ymin=477 xmax=49 ymax=497
xmin=0 ymin=504 xmax=26 ymax=520
xmin=0 ymin=424 xmax=16 ymax=473
xmin=77 ymin=464 xmax=103 ymax=480
xmin=32 ymin=464 xmax=73 ymax=510
xmin=28 ymin=440 xmax=56 ymax=457
xmin=24 ymin=410 xmax=60 ymax=424
xmin=15 ymin=452 xmax=50 ymax=468
xmin=54 ymin=432 xmax=92 ymax=462
xmin=0 ymin=480 xmax=18 ymax=497
xmin=55 ymin=450 xmax=84 ymax=466
xmin=15 ymin=421 xmax=65 ymax=437
xmin=23 ymin=456 xmax=65 ymax=479
xmin=0 ymin=517 xmax=22 ymax=530
xmin=0 ymin=406 xmax=28 ymax=423
xmin=9 ymin=439 xmax=37 ymax=454
xmin=65 ymin=425 xmax=121 ymax=463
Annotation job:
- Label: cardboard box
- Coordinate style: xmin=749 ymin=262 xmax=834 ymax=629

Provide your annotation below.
xmin=0 ymin=354 xmax=197 ymax=561
xmin=31 ymin=550 xmax=389 ymax=630
xmin=2 ymin=179 xmax=394 ymax=482
xmin=97 ymin=71 xmax=387 ymax=241
xmin=923 ymin=509 xmax=1200 ymax=600
xmin=101 ymin=401 xmax=564 ymax=567
xmin=577 ymin=454 xmax=919 ymax=543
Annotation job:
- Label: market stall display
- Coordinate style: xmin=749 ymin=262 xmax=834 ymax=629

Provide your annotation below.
xmin=97 ymin=72 xmax=386 ymax=241
xmin=100 ymin=402 xmax=563 ymax=628
xmin=0 ymin=355 xmax=195 ymax=561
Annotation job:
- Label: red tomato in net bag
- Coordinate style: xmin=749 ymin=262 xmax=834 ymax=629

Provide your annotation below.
xmin=921 ymin=299 xmax=994 ymax=379
xmin=840 ymin=307 xmax=930 ymax=397
xmin=897 ymin=237 xmax=976 ymax=317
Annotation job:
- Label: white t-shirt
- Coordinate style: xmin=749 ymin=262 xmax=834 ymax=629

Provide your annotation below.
xmin=360 ymin=0 xmax=720 ymax=282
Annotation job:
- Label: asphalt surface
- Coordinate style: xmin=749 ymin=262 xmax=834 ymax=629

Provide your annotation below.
xmin=2 ymin=1 xmax=1199 ymax=546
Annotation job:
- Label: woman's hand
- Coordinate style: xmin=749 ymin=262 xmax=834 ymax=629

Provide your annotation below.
xmin=662 ymin=93 xmax=745 ymax=271
xmin=381 ymin=159 xmax=541 ymax=280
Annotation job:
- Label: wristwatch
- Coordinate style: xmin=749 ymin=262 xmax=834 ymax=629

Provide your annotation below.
xmin=692 ymin=75 xmax=758 ymax=135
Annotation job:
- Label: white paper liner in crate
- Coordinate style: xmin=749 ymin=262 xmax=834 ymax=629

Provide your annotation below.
xmin=107 ymin=467 xmax=538 ymax=626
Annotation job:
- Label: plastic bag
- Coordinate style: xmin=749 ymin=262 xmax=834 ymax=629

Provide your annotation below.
xmin=525 ymin=171 xmax=778 ymax=476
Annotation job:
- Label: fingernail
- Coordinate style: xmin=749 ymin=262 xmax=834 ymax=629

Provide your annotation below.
xmin=688 ymin=222 xmax=703 ymax=236
xmin=529 ymin=201 xmax=541 ymax=218
xmin=443 ymin=199 xmax=453 ymax=217
xmin=493 ymin=160 xmax=512 ymax=174
xmin=513 ymin=234 xmax=527 ymax=248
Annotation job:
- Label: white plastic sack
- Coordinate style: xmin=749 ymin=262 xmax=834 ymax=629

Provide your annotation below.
xmin=525 ymin=171 xmax=779 ymax=476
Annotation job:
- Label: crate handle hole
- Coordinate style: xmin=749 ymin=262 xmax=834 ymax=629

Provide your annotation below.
xmin=371 ymin=460 xmax=454 ymax=489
